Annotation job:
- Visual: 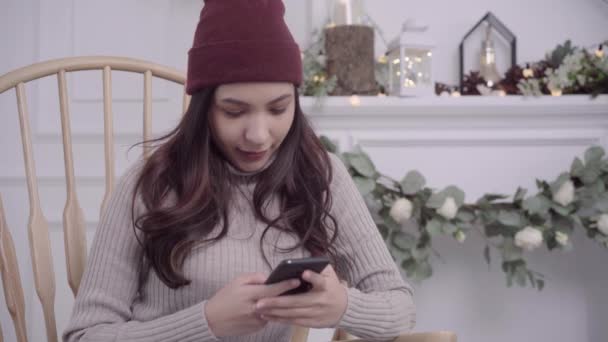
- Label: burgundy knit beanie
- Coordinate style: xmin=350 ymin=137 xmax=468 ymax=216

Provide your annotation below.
xmin=186 ymin=0 xmax=302 ymax=95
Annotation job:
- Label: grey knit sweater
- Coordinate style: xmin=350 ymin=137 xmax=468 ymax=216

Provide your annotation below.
xmin=63 ymin=153 xmax=416 ymax=342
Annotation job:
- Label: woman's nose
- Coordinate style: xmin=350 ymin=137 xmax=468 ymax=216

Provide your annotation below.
xmin=244 ymin=116 xmax=270 ymax=147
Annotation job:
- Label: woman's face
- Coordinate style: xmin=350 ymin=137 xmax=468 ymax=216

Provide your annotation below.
xmin=210 ymin=82 xmax=295 ymax=172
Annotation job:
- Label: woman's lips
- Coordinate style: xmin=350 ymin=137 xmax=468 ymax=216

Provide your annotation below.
xmin=237 ymin=149 xmax=268 ymax=162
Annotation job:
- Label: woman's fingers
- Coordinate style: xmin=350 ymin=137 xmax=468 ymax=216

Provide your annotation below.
xmin=258 ymin=307 xmax=316 ymax=319
xmin=239 ymin=272 xmax=270 ymax=285
xmin=252 ymin=278 xmax=301 ymax=299
xmin=256 ymin=291 xmax=319 ymax=310
xmin=302 ymin=270 xmax=327 ymax=290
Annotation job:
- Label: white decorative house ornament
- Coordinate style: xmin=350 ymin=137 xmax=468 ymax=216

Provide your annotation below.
xmin=386 ymin=20 xmax=435 ymax=97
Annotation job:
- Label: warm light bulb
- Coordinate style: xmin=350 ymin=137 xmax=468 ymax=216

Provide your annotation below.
xmin=522 ymin=63 xmax=534 ymax=78
xmin=551 ymin=89 xmax=563 ymax=96
xmin=350 ymin=95 xmax=361 ymax=106
xmin=451 ymin=91 xmax=461 ymax=97
xmin=377 ymin=54 xmax=388 ymax=64
xmin=596 ymin=45 xmax=604 ymax=58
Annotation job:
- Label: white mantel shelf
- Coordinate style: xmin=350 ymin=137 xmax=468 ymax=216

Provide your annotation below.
xmin=29 ymin=95 xmax=608 ymax=143
xmin=300 ymin=95 xmax=608 ymax=130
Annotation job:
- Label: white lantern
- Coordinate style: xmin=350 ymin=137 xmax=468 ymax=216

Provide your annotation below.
xmin=386 ymin=21 xmax=434 ymax=97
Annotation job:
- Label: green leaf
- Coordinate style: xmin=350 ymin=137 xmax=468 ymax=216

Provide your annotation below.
xmin=415 ymin=260 xmax=433 ymax=280
xmin=514 ymin=187 xmax=528 ymax=203
xmin=382 ymin=213 xmax=402 ymax=232
xmin=345 ymin=151 xmax=376 ymax=177
xmin=319 ymin=135 xmax=338 ymax=153
xmin=552 ymin=215 xmax=573 ymax=233
xmin=391 ymin=231 xmax=417 ymax=251
xmin=485 ymin=222 xmax=507 ymax=237
xmin=401 ymin=258 xmax=417 ymax=275
xmin=515 ymin=267 xmax=527 ymax=287
xmin=584 ymin=146 xmax=605 ymax=164
xmin=551 ymin=203 xmax=572 ymax=216
xmin=501 ymin=238 xmax=523 ymax=262
xmin=353 ymin=176 xmax=376 ymax=196
xmin=400 ymin=171 xmax=426 ymax=195
xmin=594 ymin=193 xmax=608 ymax=211
xmin=425 ymin=219 xmax=443 ymax=236
xmin=483 ymin=246 xmax=491 ymax=266
xmin=411 ymin=247 xmax=430 ymax=260
xmin=523 ymin=195 xmax=551 ymax=215
xmin=442 ymin=222 xmax=458 ymax=234
xmin=549 ymin=173 xmax=571 ymax=195
xmin=476 ymin=193 xmax=509 ymax=206
xmin=498 ymin=210 xmax=523 ymax=227
xmin=456 ymin=208 xmax=476 ymax=222
xmin=571 ymin=215 xmax=584 ymax=230
xmin=537 ymin=279 xmax=545 ymax=291
xmin=426 ymin=192 xmax=447 ymax=209
xmin=443 ymin=185 xmax=466 ymax=206
xmin=581 ymin=161 xmax=601 ymax=185
xmin=571 ymin=157 xmax=584 ymax=177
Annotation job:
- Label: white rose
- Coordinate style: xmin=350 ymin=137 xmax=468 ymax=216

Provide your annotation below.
xmin=553 ymin=180 xmax=575 ymax=207
xmin=598 ymin=214 xmax=608 ymax=235
xmin=555 ymin=231 xmax=569 ymax=246
xmin=514 ymin=226 xmax=544 ymax=251
xmin=437 ymin=196 xmax=458 ymax=220
xmin=389 ymin=198 xmax=413 ymax=223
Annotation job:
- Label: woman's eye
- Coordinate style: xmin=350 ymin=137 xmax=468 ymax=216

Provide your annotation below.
xmin=223 ymin=109 xmax=244 ymax=117
xmin=270 ymin=108 xmax=287 ymax=115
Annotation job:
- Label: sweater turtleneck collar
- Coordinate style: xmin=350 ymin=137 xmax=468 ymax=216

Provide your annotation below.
xmin=225 ymin=153 xmax=277 ymax=182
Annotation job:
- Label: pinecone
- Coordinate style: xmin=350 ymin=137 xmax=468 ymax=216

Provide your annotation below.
xmin=498 ymin=65 xmax=523 ymax=94
xmin=461 ymin=71 xmax=486 ymax=95
xmin=435 ymin=82 xmax=452 ymax=95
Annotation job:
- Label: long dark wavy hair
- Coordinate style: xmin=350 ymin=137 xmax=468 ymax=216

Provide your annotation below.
xmin=131 ymin=85 xmax=339 ymax=289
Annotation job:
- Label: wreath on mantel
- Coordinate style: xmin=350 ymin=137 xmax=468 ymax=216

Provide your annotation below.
xmin=320 ymin=136 xmax=608 ymax=290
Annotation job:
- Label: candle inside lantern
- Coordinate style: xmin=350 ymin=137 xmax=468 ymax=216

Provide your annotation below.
xmin=337 ymin=0 xmax=353 ymax=25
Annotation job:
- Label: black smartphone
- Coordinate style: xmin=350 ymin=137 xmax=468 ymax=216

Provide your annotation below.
xmin=264 ymin=256 xmax=330 ymax=296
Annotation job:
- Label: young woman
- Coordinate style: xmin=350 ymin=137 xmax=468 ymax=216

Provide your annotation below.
xmin=63 ymin=1 xmax=415 ymax=341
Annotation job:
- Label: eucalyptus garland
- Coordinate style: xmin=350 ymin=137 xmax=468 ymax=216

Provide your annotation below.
xmin=320 ymin=136 xmax=608 ymax=290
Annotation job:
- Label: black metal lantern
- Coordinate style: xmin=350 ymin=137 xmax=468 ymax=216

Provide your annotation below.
xmin=459 ymin=12 xmax=516 ymax=92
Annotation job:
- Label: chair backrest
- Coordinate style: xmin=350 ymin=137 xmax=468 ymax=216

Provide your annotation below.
xmin=0 ymin=56 xmax=189 ymax=342
xmin=0 ymin=56 xmax=312 ymax=342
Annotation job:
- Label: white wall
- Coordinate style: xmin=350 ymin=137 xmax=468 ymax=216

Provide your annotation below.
xmin=1 ymin=1 xmax=608 ymax=342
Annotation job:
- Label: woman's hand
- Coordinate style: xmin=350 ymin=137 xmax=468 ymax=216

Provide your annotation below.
xmin=254 ymin=265 xmax=348 ymax=328
xmin=205 ymin=272 xmax=301 ymax=337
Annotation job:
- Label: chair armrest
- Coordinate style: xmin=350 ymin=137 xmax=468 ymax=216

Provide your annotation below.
xmin=335 ymin=331 xmax=457 ymax=342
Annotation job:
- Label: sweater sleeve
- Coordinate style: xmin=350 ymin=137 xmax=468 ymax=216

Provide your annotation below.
xmin=62 ymin=163 xmax=220 ymax=342
xmin=327 ymin=153 xmax=416 ymax=341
